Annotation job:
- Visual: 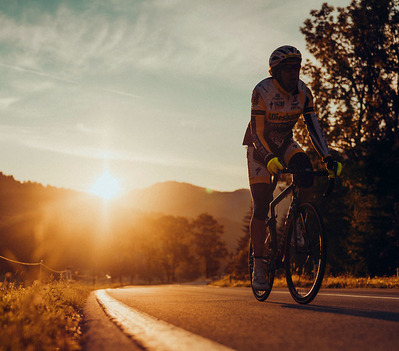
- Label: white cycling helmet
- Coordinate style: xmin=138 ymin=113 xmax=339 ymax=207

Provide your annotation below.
xmin=269 ymin=45 xmax=302 ymax=70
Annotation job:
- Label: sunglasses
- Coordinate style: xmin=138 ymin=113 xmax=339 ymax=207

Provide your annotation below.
xmin=280 ymin=64 xmax=301 ymax=72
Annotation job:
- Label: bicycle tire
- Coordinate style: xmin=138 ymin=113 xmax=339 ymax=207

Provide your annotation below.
xmin=284 ymin=202 xmax=326 ymax=304
xmin=249 ymin=238 xmax=275 ymax=301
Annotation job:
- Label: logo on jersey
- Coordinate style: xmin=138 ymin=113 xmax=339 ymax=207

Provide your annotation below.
xmin=268 ymin=112 xmax=301 ymax=121
xmin=270 ymin=93 xmax=285 ymax=110
xmin=270 ymin=100 xmax=284 ymax=110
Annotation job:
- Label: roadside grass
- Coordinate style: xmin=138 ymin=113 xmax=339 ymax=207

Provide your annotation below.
xmin=210 ymin=275 xmax=399 ymax=289
xmin=0 ymin=280 xmax=90 ymax=351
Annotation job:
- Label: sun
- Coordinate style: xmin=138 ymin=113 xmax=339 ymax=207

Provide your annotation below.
xmin=89 ymin=171 xmax=122 ymax=200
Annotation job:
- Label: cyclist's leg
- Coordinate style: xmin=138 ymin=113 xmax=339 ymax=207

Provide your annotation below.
xmin=250 ymin=183 xmax=273 ymax=256
xmin=250 ymin=188 xmax=274 ymax=291
xmin=246 ymin=147 xmax=274 ymax=257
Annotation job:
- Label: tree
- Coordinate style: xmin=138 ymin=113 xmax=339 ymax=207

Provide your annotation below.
xmin=191 ymin=213 xmax=228 ymax=278
xmin=300 ymin=0 xmax=399 ymax=276
xmin=343 ymin=140 xmax=399 ymax=276
xmin=226 ymin=209 xmax=251 ymax=279
xmin=300 ymin=0 xmax=399 ymax=150
xmin=156 ymin=215 xmax=199 ymax=282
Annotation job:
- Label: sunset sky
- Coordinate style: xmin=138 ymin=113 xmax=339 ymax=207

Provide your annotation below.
xmin=0 ymin=0 xmax=350 ymax=194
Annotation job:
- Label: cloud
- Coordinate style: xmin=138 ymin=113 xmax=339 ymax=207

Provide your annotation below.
xmin=76 ymin=123 xmax=107 ymax=136
xmin=0 ymin=62 xmax=75 ymax=84
xmin=0 ymin=117 xmax=238 ymax=176
xmin=0 ymin=96 xmax=19 ymax=108
xmin=101 ymin=88 xmax=142 ymax=99
xmin=0 ymin=0 xmax=304 ymax=83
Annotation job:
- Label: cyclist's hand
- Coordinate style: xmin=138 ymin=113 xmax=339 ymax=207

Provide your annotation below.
xmin=267 ymin=157 xmax=284 ymax=175
xmin=324 ymin=156 xmax=342 ymax=178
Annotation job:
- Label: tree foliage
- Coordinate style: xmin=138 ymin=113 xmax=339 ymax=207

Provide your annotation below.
xmin=192 ymin=213 xmax=228 ymax=278
xmin=300 ymin=0 xmax=399 ymax=150
xmin=226 ymin=209 xmax=251 ymax=279
xmin=298 ymin=0 xmax=399 ymax=276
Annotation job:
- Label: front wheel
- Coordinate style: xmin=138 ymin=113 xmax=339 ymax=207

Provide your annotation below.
xmin=284 ymin=202 xmax=326 ymax=304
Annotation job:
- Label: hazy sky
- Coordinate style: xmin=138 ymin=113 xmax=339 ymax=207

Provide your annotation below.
xmin=0 ymin=0 xmax=350 ymax=194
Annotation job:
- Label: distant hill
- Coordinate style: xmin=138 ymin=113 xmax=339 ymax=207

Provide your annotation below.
xmin=0 ymin=172 xmax=72 ymax=214
xmin=125 ymin=181 xmax=252 ymax=251
xmin=127 ymin=181 xmax=251 ymax=221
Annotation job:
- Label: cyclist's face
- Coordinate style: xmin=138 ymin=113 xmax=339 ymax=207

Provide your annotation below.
xmin=279 ymin=62 xmax=301 ymax=92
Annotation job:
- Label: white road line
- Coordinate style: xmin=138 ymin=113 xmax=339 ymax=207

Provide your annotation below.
xmin=318 ymin=292 xmax=399 ymax=300
xmin=272 ymin=290 xmax=399 ymax=300
xmin=95 ymin=289 xmax=235 ymax=351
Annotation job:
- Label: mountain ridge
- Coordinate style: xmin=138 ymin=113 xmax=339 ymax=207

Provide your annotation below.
xmin=125 ymin=180 xmax=251 ymax=251
xmin=126 ymin=180 xmax=251 ymax=223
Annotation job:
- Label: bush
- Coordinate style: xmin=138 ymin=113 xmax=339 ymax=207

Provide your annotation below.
xmin=0 ymin=280 xmax=89 ymax=351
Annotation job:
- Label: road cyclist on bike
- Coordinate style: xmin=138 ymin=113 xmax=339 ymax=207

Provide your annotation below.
xmin=243 ymin=45 xmax=342 ymax=291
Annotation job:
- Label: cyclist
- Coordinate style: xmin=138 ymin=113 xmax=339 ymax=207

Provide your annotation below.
xmin=243 ymin=45 xmax=342 ymax=290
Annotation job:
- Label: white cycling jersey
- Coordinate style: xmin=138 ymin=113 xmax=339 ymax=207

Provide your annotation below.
xmin=243 ymin=77 xmax=331 ymax=164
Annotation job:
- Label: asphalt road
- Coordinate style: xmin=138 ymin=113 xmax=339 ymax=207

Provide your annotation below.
xmin=83 ymin=284 xmax=399 ymax=351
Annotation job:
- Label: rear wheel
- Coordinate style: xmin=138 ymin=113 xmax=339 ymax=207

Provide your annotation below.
xmin=249 ymin=234 xmax=275 ymax=301
xmin=284 ymin=202 xmax=326 ymax=304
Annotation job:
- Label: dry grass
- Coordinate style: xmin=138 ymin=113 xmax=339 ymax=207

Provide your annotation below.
xmin=0 ymin=280 xmax=90 ymax=351
xmin=322 ymin=275 xmax=399 ymax=288
xmin=211 ymin=274 xmax=399 ymax=289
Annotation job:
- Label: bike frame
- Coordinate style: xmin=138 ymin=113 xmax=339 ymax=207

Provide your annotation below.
xmin=266 ymin=179 xmax=298 ymax=267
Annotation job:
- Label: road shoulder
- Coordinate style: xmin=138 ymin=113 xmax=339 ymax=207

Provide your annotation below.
xmin=82 ymin=291 xmax=141 ymax=351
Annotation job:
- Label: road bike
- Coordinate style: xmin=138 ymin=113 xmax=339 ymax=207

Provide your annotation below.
xmin=248 ymin=169 xmax=335 ymax=304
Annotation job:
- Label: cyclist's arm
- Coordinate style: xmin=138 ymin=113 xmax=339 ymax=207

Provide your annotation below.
xmin=303 ymin=88 xmax=331 ymax=160
xmin=250 ymin=87 xmax=275 ymax=164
